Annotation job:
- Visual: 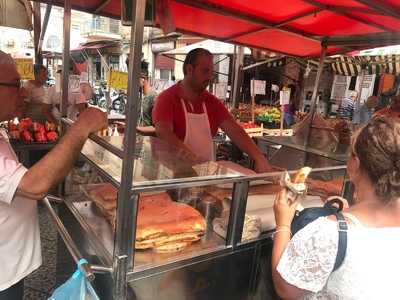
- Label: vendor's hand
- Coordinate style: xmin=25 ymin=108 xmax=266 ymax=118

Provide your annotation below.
xmin=254 ymin=157 xmax=274 ymax=173
xmin=177 ymin=148 xmax=204 ymax=164
xmin=273 ymin=188 xmax=299 ymax=227
xmin=74 ymin=107 xmax=107 ymax=136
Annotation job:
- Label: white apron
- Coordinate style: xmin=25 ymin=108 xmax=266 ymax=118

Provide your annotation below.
xmin=180 ymin=98 xmax=215 ymax=161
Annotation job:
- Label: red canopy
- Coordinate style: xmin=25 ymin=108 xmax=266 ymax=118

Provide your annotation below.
xmin=37 ymin=0 xmax=400 ymax=57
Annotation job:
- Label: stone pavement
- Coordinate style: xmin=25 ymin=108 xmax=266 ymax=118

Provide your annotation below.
xmin=23 ymin=204 xmax=58 ymax=300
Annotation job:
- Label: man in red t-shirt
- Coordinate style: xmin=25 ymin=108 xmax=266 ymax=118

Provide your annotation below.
xmin=152 ymin=48 xmax=272 ymax=173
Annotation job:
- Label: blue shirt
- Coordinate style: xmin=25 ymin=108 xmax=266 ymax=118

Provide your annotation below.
xmin=337 ymin=97 xmax=355 ymax=120
xmin=353 ymin=103 xmax=372 ymax=125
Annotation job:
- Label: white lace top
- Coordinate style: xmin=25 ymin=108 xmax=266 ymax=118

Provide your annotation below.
xmin=277 ymin=216 xmax=400 ymax=300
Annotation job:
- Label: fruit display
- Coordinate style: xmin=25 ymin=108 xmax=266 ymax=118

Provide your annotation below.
xmin=239 ymin=121 xmax=258 ymax=129
xmin=7 ymin=118 xmax=58 ymax=143
xmin=238 ymin=121 xmax=263 ymax=137
xmin=256 ymin=107 xmax=281 ymax=124
xmin=230 ymin=104 xmax=268 ymax=122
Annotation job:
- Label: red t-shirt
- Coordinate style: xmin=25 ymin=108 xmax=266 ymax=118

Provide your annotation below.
xmin=152 ymin=83 xmax=232 ymax=141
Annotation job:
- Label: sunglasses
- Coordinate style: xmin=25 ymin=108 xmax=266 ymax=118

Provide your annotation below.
xmin=0 ymin=80 xmax=22 ymax=89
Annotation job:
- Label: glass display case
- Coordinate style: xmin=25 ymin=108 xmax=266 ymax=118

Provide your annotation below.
xmin=255 ymin=133 xmax=353 ymax=202
xmin=256 ymin=135 xmax=350 ymax=166
xmin=48 ymin=133 xmax=348 ymax=300
xmin=81 ymin=135 xmax=243 ymax=187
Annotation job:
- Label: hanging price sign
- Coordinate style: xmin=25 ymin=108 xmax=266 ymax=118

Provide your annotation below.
xmin=15 ymin=58 xmax=34 ymax=80
xmin=108 ymin=70 xmax=128 ymax=90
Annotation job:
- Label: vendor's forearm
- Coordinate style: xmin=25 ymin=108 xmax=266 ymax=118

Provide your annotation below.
xmin=17 ymin=126 xmax=88 ymax=200
xmin=155 ymin=123 xmax=194 ymax=154
xmin=221 ymin=119 xmax=265 ymax=161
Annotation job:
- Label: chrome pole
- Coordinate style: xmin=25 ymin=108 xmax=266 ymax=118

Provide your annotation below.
xmin=305 ymin=44 xmax=327 ymax=152
xmin=309 ymin=45 xmax=327 ymax=117
xmin=113 ymin=0 xmax=146 ymax=298
xmin=231 ymin=46 xmax=244 ymax=108
xmin=43 ymin=198 xmax=95 ymax=282
xmin=61 ymin=0 xmax=71 ymax=123
xmin=226 ymin=181 xmax=249 ymax=248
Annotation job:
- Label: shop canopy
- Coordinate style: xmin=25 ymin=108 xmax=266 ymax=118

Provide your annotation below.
xmin=35 ymin=0 xmax=400 ymax=58
xmin=163 ymin=39 xmax=251 ymax=55
xmin=71 ymin=40 xmax=121 ymax=52
xmin=331 ymin=54 xmax=400 ymax=76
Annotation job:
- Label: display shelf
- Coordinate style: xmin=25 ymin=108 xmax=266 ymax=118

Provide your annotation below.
xmin=80 ymin=136 xmax=243 ymax=191
xmin=67 ymin=193 xmax=229 ymax=279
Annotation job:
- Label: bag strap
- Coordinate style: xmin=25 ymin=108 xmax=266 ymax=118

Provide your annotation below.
xmin=332 ymin=210 xmax=348 ymax=271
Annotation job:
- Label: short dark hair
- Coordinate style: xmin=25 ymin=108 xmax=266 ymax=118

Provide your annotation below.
xmin=183 ymin=48 xmax=212 ymax=76
xmin=33 ymin=64 xmax=47 ymax=76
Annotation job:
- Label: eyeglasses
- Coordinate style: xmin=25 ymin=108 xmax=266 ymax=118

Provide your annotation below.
xmin=0 ymin=80 xmax=22 ymax=89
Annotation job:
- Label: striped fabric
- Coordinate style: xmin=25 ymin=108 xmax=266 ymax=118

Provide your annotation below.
xmin=337 ymin=97 xmax=355 ymax=120
xmin=331 ymin=55 xmax=400 ymax=76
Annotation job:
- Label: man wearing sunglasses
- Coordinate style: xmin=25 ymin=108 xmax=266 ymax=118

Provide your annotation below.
xmin=0 ymin=51 xmax=107 ymax=300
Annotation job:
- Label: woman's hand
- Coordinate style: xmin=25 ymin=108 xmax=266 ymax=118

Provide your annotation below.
xmin=273 ymin=188 xmax=299 ymax=227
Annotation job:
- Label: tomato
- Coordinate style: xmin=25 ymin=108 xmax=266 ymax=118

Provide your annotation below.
xmin=34 ymin=131 xmax=47 ymax=143
xmin=21 ymin=130 xmax=34 ymax=143
xmin=46 ymin=131 xmax=58 ymax=142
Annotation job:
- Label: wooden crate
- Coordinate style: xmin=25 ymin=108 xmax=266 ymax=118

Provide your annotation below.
xmin=245 ymin=126 xmax=264 ymax=137
xmin=263 ymin=128 xmax=293 ymax=136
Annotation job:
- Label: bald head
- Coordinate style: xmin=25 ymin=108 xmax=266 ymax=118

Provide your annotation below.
xmin=0 ymin=51 xmax=25 ymax=121
xmin=0 ymin=50 xmax=15 ymax=66
xmin=0 ymin=51 xmax=19 ymax=82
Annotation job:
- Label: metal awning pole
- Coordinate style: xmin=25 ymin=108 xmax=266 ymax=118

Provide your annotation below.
xmin=304 ymin=45 xmax=326 ymax=152
xmin=38 ymin=5 xmax=52 ymax=57
xmin=242 ymin=56 xmax=283 ymax=71
xmin=113 ymin=0 xmax=146 ymax=299
xmin=232 ymin=46 xmax=244 ymax=108
xmin=43 ymin=198 xmax=95 ymax=281
xmin=229 ymin=46 xmax=237 ymax=105
xmin=61 ymin=0 xmax=71 ymax=123
xmin=356 ymin=68 xmax=366 ymax=105
xmin=33 ymin=2 xmax=42 ymax=64
xmin=309 ymin=45 xmax=326 ymax=117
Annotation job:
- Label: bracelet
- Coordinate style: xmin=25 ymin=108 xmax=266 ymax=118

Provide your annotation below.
xmin=275 ymin=225 xmax=291 ymax=231
xmin=272 ymin=228 xmax=292 ymax=239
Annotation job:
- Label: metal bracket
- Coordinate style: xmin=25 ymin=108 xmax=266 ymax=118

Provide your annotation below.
xmin=43 ymin=197 xmax=97 ymax=281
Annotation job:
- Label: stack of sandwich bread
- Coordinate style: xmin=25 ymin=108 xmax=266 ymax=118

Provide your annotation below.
xmin=88 ymin=184 xmax=206 ymax=253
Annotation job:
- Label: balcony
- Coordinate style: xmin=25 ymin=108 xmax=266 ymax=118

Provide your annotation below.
xmin=82 ymin=17 xmax=121 ymax=41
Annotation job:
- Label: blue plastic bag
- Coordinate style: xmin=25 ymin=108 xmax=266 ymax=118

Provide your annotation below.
xmin=48 ymin=259 xmax=100 ymax=300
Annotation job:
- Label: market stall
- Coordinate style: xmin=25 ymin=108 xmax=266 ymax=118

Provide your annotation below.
xmin=2 ymin=118 xmax=59 ymax=167
xmin=27 ymin=0 xmax=400 ymax=299
xmin=52 ymin=135 xmax=348 ymax=300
